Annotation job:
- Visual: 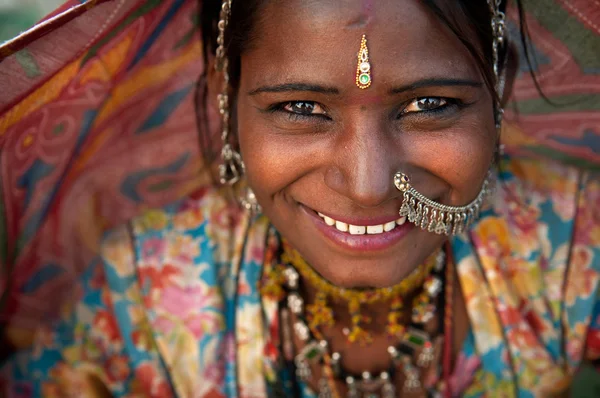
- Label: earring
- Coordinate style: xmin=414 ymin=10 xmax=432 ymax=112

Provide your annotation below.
xmin=488 ymin=0 xmax=507 ymax=130
xmin=215 ymin=0 xmax=261 ymax=215
xmin=215 ymin=2 xmax=244 ymax=186
xmin=239 ymin=184 xmax=262 ymax=214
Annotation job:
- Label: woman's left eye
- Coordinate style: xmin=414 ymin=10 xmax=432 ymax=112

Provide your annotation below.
xmin=402 ymin=97 xmax=449 ymax=114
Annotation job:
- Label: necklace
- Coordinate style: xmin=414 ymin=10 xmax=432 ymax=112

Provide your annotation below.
xmin=281 ymin=242 xmax=442 ymax=345
xmin=264 ymin=247 xmax=448 ymax=398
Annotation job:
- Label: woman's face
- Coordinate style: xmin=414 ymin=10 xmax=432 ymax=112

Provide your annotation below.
xmin=236 ymin=0 xmax=496 ymax=288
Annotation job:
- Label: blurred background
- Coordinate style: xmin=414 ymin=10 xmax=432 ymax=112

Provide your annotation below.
xmin=0 ymin=0 xmax=64 ymax=42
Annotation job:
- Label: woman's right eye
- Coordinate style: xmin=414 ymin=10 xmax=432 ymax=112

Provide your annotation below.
xmin=281 ymin=101 xmax=327 ymax=116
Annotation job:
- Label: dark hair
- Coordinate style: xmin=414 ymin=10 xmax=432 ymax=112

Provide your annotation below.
xmin=196 ymin=0 xmax=517 ymax=168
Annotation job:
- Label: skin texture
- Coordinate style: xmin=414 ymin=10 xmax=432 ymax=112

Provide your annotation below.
xmin=236 ymin=0 xmax=496 ymax=289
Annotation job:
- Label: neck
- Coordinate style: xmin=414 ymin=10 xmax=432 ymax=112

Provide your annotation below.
xmin=300 ymin=278 xmax=417 ymax=336
xmin=282 ymin=241 xmax=444 ymax=345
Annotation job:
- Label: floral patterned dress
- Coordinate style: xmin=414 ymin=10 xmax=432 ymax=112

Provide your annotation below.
xmin=1 ymin=1 xmax=599 ymax=397
xmin=2 ymin=154 xmax=599 ymax=398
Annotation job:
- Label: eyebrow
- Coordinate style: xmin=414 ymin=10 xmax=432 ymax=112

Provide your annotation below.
xmin=247 ymin=78 xmax=482 ymax=96
xmin=248 ymin=83 xmax=339 ymax=96
xmin=388 ymin=78 xmax=483 ymax=95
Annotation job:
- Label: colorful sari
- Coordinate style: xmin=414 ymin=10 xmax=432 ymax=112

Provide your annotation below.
xmin=0 ymin=1 xmax=599 ymax=396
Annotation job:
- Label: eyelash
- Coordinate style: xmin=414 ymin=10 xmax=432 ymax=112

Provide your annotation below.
xmin=270 ymin=97 xmax=461 ymax=121
xmin=269 ymin=101 xmax=330 ymax=121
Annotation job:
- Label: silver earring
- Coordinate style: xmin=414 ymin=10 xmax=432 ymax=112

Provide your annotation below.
xmin=239 ymin=185 xmax=262 ymax=214
xmin=488 ymin=0 xmax=507 ymax=130
xmin=215 ymin=0 xmax=244 ymax=186
xmin=215 ymin=0 xmax=261 ymax=215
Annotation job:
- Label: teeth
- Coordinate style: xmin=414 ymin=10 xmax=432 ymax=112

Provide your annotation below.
xmin=349 ymin=225 xmax=367 ymax=235
xmin=317 ymin=212 xmax=398 ymax=235
xmin=367 ymin=225 xmax=384 ymax=234
xmin=384 ymin=221 xmax=396 ymax=232
xmin=335 ymin=221 xmax=349 ymax=232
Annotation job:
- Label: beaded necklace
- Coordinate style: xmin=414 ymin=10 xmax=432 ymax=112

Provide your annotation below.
xmin=280 ymin=243 xmax=441 ymax=346
xmin=261 ymin=241 xmax=451 ymax=397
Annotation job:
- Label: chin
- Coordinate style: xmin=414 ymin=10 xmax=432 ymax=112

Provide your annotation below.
xmin=312 ymin=257 xmax=418 ymax=289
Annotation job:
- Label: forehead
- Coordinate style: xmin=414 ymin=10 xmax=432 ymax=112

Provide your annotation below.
xmin=240 ymin=0 xmax=481 ymax=90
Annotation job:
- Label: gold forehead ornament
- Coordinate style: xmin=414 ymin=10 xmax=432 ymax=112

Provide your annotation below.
xmin=355 ymin=34 xmax=371 ymax=89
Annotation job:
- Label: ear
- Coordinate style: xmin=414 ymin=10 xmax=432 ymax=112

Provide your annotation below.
xmin=500 ymin=42 xmax=519 ymax=107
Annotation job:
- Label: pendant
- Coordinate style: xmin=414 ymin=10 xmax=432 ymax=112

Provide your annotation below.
xmin=295 ymin=340 xmax=328 ymax=381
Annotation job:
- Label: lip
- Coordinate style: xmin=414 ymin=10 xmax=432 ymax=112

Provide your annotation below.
xmin=300 ymin=205 xmax=414 ymax=253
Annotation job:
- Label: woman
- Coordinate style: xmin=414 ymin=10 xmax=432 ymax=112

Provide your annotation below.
xmin=1 ymin=0 xmax=599 ymax=397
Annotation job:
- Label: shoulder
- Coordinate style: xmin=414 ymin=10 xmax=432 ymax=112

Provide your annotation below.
xmin=453 ymin=156 xmax=599 ymax=392
xmin=101 ymin=185 xmax=246 ymax=273
xmin=472 ymin=155 xmax=594 ymax=255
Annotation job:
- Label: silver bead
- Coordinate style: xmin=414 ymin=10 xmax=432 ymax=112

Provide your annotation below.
xmin=345 ymin=376 xmax=359 ymax=398
xmin=331 ymin=352 xmax=341 ymax=377
xmin=318 ymin=377 xmax=332 ymax=398
xmin=293 ymin=321 xmax=309 ymax=341
xmin=283 ymin=267 xmax=299 ymax=289
xmin=287 ymin=293 xmax=303 ymax=314
xmin=294 ymin=358 xmax=311 ymax=381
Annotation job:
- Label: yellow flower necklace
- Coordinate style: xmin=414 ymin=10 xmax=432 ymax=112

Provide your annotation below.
xmin=270 ymin=241 xmax=441 ymax=345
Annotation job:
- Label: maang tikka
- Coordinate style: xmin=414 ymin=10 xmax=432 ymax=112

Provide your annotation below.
xmin=356 ymin=34 xmax=372 ymax=89
xmin=215 ymin=0 xmax=261 ymax=214
xmin=394 ymin=0 xmax=506 ymax=236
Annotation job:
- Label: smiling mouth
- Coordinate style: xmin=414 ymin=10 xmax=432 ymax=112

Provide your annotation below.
xmin=317 ymin=212 xmax=407 ymax=235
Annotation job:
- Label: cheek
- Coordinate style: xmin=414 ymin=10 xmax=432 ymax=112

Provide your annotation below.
xmin=236 ymin=109 xmax=315 ymax=203
xmin=410 ymin=115 xmax=496 ymax=201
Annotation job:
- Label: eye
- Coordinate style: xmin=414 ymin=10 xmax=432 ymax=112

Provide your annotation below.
xmin=283 ymin=101 xmax=327 ymax=116
xmin=402 ymin=97 xmax=449 ymax=114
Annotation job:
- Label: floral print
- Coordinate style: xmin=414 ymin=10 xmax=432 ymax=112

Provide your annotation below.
xmin=2 ymin=154 xmax=599 ymax=397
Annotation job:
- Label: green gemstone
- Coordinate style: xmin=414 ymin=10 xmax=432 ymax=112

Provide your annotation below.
xmin=302 ymin=342 xmax=325 ymax=360
xmin=306 ymin=347 xmax=319 ymax=359
xmin=407 ymin=333 xmax=425 ymax=346
xmin=359 ymin=73 xmax=370 ymax=85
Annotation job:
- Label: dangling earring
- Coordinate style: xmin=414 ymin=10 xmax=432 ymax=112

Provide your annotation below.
xmin=239 ymin=183 xmax=262 ymax=214
xmin=215 ymin=0 xmax=261 ymax=214
xmin=215 ymin=2 xmax=243 ymax=186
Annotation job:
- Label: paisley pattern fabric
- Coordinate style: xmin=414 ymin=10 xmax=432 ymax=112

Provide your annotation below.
xmin=0 ymin=0 xmax=599 ymax=397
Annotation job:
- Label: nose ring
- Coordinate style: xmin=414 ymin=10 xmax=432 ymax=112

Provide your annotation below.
xmin=393 ymin=171 xmax=492 ymax=236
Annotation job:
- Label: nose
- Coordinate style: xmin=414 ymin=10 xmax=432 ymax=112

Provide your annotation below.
xmin=324 ymin=122 xmax=399 ymax=208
